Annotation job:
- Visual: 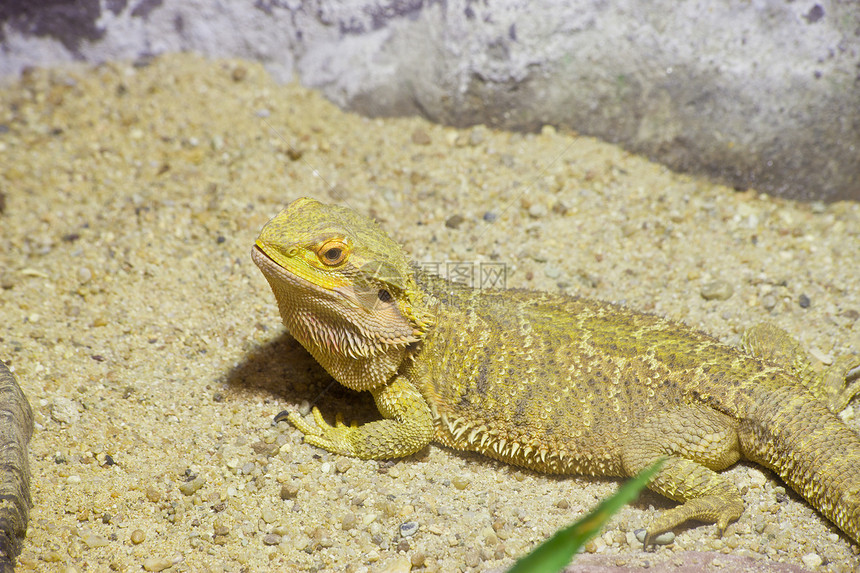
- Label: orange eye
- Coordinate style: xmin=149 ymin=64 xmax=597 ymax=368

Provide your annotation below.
xmin=317 ymin=239 xmax=348 ymax=266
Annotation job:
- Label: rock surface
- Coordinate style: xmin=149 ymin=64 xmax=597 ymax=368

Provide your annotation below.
xmin=0 ymin=0 xmax=858 ymax=201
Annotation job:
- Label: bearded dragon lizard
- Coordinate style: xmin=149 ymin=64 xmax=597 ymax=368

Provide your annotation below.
xmin=252 ymin=197 xmax=860 ymax=547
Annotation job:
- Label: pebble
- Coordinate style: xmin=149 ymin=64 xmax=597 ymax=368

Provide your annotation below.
xmin=179 ymin=476 xmax=205 ymax=496
xmin=411 ymin=129 xmax=432 ymax=145
xmin=231 ymin=66 xmax=247 ymax=82
xmin=483 ymin=211 xmax=498 ymax=223
xmin=261 ymin=508 xmax=277 ymax=524
xmin=633 ymin=528 xmax=675 ymax=545
xmin=748 ymin=468 xmax=767 ymax=487
xmin=799 ymin=293 xmax=811 ymax=308
xmin=83 ymin=534 xmax=109 ymax=548
xmin=544 ymin=265 xmax=561 ymax=279
xmin=700 ymin=280 xmax=734 ymax=301
xmin=335 ymin=458 xmax=352 ymax=473
xmin=445 ymin=214 xmax=465 ymax=229
xmin=130 ymin=529 xmax=146 ymax=544
xmin=50 ymin=397 xmax=80 ymax=424
xmin=411 ymin=551 xmax=426 ymax=567
xmin=528 ymin=203 xmax=548 ymax=218
xmin=142 ymin=557 xmax=172 ymax=572
xmin=341 ymin=512 xmax=357 ymax=530
xmin=262 ymin=533 xmax=282 ymax=546
xmin=451 ymin=476 xmax=470 ymax=490
xmin=377 ymin=556 xmax=411 ymax=573
xmin=399 ymin=521 xmax=419 ymax=538
xmin=280 ymin=482 xmax=299 ymax=500
xmin=77 ymin=267 xmax=92 ymax=284
xmin=801 ymin=552 xmax=823 ymax=569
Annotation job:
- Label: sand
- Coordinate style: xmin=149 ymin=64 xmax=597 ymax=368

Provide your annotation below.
xmin=0 ymin=53 xmax=858 ymax=572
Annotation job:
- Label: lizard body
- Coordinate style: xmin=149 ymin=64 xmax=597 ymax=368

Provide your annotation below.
xmin=252 ymin=197 xmax=860 ymax=547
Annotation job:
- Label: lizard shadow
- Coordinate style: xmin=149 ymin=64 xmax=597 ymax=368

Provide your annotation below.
xmin=223 ymin=330 xmax=378 ymax=423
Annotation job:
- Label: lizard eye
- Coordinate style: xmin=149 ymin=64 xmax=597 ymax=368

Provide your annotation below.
xmin=377 ymin=289 xmax=392 ymax=303
xmin=317 ymin=239 xmax=348 ymax=266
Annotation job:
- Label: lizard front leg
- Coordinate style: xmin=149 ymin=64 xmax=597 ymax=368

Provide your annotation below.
xmin=286 ymin=375 xmax=434 ymax=459
xmin=621 ymin=405 xmax=744 ymax=548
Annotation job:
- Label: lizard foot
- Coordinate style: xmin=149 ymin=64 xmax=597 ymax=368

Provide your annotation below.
xmin=285 ymin=408 xmax=361 ymax=457
xmin=643 ymin=494 xmax=743 ymax=550
xmin=822 ymin=355 xmax=860 ymax=412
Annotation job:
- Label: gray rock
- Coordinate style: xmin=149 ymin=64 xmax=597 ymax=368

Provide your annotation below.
xmin=1 ymin=1 xmax=857 ymax=201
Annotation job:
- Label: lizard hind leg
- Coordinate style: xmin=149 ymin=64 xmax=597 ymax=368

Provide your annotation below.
xmin=621 ymin=405 xmax=744 ymax=549
xmin=743 ymin=322 xmax=860 ymax=413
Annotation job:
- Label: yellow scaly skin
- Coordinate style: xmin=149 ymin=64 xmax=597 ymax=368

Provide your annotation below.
xmin=252 ymin=197 xmax=860 ymax=548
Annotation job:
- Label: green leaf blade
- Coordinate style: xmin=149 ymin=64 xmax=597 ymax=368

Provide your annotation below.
xmin=507 ymin=458 xmax=665 ymax=573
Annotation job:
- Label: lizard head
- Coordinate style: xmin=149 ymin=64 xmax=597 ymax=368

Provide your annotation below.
xmin=252 ymin=197 xmax=434 ymax=390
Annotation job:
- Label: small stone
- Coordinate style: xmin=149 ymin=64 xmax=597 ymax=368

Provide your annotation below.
xmin=399 ymin=521 xmax=419 ymax=538
xmin=799 ymin=293 xmax=811 ymax=308
xmin=483 ymin=211 xmax=497 ymax=223
xmin=464 ymin=549 xmax=481 ymax=567
xmin=451 ymin=476 xmax=470 ymax=490
xmin=145 ymin=487 xmax=162 ymax=503
xmin=231 ymin=66 xmax=247 ymax=81
xmin=261 ymin=508 xmax=277 ymax=524
xmin=341 ymin=512 xmax=357 ymax=530
xmin=700 ymin=280 xmax=734 ymax=301
xmin=748 ymin=469 xmax=767 ymax=487
xmin=543 ymin=265 xmax=561 ymax=279
xmin=411 ymin=551 xmax=426 ymax=567
xmin=262 ymin=533 xmax=282 ymax=546
xmin=634 ymin=528 xmax=674 ymax=545
xmin=528 ymin=203 xmax=547 ymax=218
xmin=251 ymin=441 xmax=279 ymax=456
xmin=179 ymin=476 xmax=205 ymax=496
xmin=83 ymin=534 xmax=109 ymax=548
xmin=411 ymin=128 xmax=432 ymax=145
xmin=801 ymin=552 xmax=823 ymax=569
xmin=761 ymin=293 xmax=778 ymax=311
xmin=130 ymin=529 xmax=146 ymax=544
xmin=77 ymin=267 xmax=92 ymax=284
xmin=556 ymin=499 xmax=569 ymax=509
xmin=377 ymin=556 xmax=411 ymax=573
xmin=142 ymin=557 xmax=172 ymax=572
xmin=50 ymin=397 xmax=80 ymax=424
xmin=280 ymin=482 xmax=299 ymax=500
xmin=335 ymin=458 xmax=352 ymax=473
xmin=445 ymin=214 xmax=465 ymax=229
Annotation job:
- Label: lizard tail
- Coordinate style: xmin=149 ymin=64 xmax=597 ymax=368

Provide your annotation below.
xmin=741 ymin=389 xmax=860 ymax=544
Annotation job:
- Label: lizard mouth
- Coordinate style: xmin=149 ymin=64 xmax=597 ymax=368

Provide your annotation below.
xmin=252 ymin=244 xmax=347 ymax=300
xmin=252 ymin=244 xmax=302 ymax=283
